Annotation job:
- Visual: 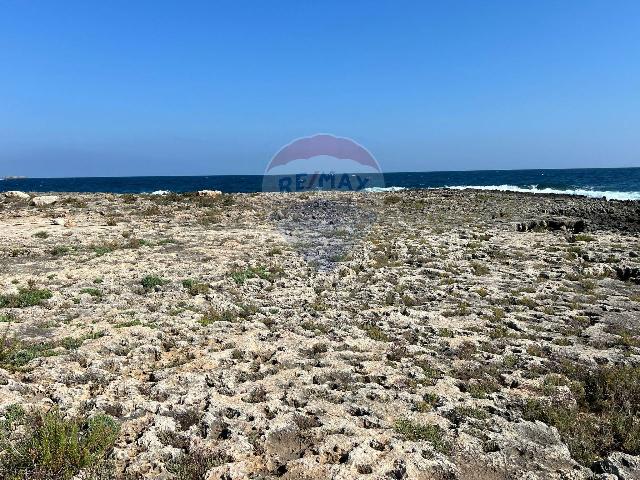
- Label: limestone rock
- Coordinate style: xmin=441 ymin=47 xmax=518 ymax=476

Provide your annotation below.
xmin=3 ymin=191 xmax=30 ymax=200
xmin=198 ymin=190 xmax=222 ymax=197
xmin=31 ymin=195 xmax=59 ymax=206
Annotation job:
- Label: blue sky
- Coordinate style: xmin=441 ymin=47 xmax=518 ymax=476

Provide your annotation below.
xmin=1 ymin=0 xmax=639 ymax=177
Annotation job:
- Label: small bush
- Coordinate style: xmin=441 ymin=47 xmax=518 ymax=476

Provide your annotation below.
xmin=50 ymin=245 xmax=71 ymax=256
xmin=141 ymin=275 xmax=169 ymax=292
xmin=230 ymin=266 xmax=281 ymax=285
xmin=361 ymin=324 xmax=390 ymax=342
xmin=0 ymin=408 xmax=119 ymax=479
xmin=182 ymin=279 xmax=210 ymax=296
xmin=471 ymin=262 xmax=490 ymax=276
xmin=393 ymin=419 xmax=449 ymax=452
xmin=81 ymin=288 xmax=102 ymax=298
xmin=33 ymin=231 xmax=49 ymax=239
xmin=199 ymin=308 xmax=237 ymax=326
xmin=438 ymin=328 xmax=454 ymax=338
xmin=0 ymin=287 xmax=52 ymax=308
xmin=522 ymin=363 xmax=640 ymax=465
xmin=166 ymin=448 xmax=230 ymax=480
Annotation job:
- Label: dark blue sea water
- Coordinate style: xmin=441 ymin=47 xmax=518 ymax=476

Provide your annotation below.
xmin=2 ymin=167 xmax=640 ymax=201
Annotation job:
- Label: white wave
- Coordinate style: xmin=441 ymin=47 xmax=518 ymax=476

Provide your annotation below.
xmin=363 ymin=186 xmax=406 ymax=193
xmin=446 ymin=184 xmax=640 ymax=201
xmin=150 ymin=190 xmax=171 ymax=195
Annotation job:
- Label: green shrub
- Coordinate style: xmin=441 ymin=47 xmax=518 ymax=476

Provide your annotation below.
xmin=0 ymin=288 xmax=52 ymax=308
xmin=114 ymin=319 xmax=142 ymax=328
xmin=437 ymin=328 xmax=454 ymax=337
xmin=50 ymin=245 xmax=71 ymax=256
xmin=199 ymin=308 xmax=237 ymax=326
xmin=141 ymin=275 xmax=169 ymax=292
xmin=361 ymin=324 xmax=390 ymax=342
xmin=574 ymin=234 xmax=595 ymax=242
xmin=80 ymin=288 xmax=102 ymax=298
xmin=0 ymin=408 xmax=119 ymax=479
xmin=182 ymin=279 xmax=210 ymax=296
xmin=0 ymin=331 xmax=103 ymax=370
xmin=393 ymin=419 xmax=449 ymax=452
xmin=471 ymin=262 xmax=490 ymax=276
xmin=523 ymin=363 xmax=640 ymax=465
xmin=167 ymin=448 xmax=230 ymax=480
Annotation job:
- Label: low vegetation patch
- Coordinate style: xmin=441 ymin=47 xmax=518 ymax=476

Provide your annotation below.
xmin=199 ymin=307 xmax=237 ymax=326
xmin=114 ymin=319 xmax=142 ymax=328
xmin=182 ymin=279 xmax=210 ymax=296
xmin=80 ymin=287 xmax=102 ymax=298
xmin=361 ymin=324 xmax=390 ymax=342
xmin=141 ymin=275 xmax=169 ymax=292
xmin=230 ymin=265 xmax=282 ymax=285
xmin=0 ymin=406 xmax=119 ymax=480
xmin=0 ymin=287 xmax=52 ymax=308
xmin=522 ymin=363 xmax=640 ymax=466
xmin=50 ymin=245 xmax=71 ymax=256
xmin=393 ymin=419 xmax=449 ymax=452
xmin=166 ymin=448 xmax=230 ymax=480
xmin=0 ymin=330 xmax=104 ymax=370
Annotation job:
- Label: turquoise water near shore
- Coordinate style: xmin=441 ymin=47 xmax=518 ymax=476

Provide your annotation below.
xmin=2 ymin=167 xmax=639 ymax=200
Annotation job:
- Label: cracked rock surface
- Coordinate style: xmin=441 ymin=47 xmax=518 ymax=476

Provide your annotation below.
xmin=0 ymin=190 xmax=639 ymax=479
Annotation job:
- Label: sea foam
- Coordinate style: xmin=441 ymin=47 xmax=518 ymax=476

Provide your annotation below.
xmin=446 ymin=185 xmax=640 ymax=201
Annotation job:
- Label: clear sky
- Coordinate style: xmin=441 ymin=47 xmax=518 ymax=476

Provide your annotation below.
xmin=1 ymin=0 xmax=639 ymax=177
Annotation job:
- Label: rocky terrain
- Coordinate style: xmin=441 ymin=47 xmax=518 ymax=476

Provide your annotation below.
xmin=0 ymin=189 xmax=639 ymax=480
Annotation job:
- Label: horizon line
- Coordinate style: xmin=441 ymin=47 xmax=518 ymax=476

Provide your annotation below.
xmin=3 ymin=165 xmax=639 ymax=181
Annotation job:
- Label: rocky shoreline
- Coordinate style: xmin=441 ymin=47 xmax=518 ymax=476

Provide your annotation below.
xmin=0 ymin=189 xmax=639 ymax=479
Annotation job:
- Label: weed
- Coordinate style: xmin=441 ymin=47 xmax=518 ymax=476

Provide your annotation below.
xmin=443 ymin=302 xmax=470 ymax=317
xmin=166 ymin=448 xmax=230 ymax=480
xmin=34 ymin=231 xmax=49 ymax=239
xmin=0 ymin=331 xmax=104 ymax=370
xmin=0 ymin=288 xmax=52 ymax=308
xmin=199 ymin=308 xmax=237 ymax=326
xmin=50 ymin=245 xmax=71 ymax=256
xmin=141 ymin=275 xmax=169 ymax=292
xmin=450 ymin=406 xmax=490 ymax=422
xmin=471 ymin=262 xmax=490 ymax=276
xmin=361 ymin=324 xmax=390 ymax=342
xmin=438 ymin=328 xmax=454 ymax=338
xmin=522 ymin=363 xmax=640 ymax=465
xmin=114 ymin=319 xmax=142 ymax=328
xmin=92 ymin=243 xmax=117 ymax=256
xmin=0 ymin=408 xmax=119 ymax=479
xmin=466 ymin=377 xmax=501 ymax=398
xmin=301 ymin=321 xmax=330 ymax=334
xmin=81 ymin=288 xmax=102 ymax=298
xmin=393 ymin=419 xmax=449 ymax=452
xmin=415 ymin=393 xmax=439 ymax=412
xmin=605 ymin=324 xmax=640 ymax=350
xmin=182 ymin=279 xmax=210 ymax=296
xmin=383 ymin=195 xmax=402 ymax=205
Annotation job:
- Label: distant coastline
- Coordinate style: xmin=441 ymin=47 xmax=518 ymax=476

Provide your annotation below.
xmin=1 ymin=176 xmax=27 ymax=180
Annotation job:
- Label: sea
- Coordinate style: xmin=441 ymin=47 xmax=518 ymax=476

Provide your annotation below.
xmin=1 ymin=167 xmax=640 ymax=201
